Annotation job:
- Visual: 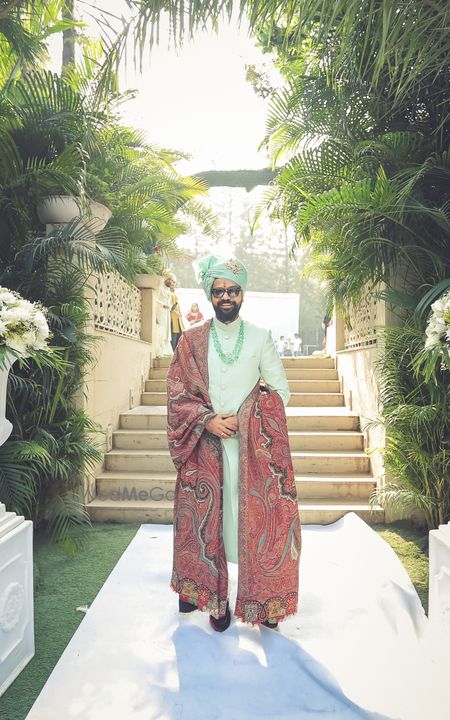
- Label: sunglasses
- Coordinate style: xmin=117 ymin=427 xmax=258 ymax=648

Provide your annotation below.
xmin=211 ymin=285 xmax=242 ymax=299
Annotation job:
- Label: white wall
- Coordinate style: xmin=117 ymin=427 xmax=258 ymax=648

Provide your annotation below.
xmin=176 ymin=287 xmax=300 ymax=340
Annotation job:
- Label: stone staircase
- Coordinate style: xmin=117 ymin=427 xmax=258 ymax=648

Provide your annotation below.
xmin=87 ymin=356 xmax=384 ymax=524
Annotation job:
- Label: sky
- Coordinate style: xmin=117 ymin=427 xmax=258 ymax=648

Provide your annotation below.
xmin=47 ymin=2 xmax=286 ymax=262
xmin=57 ymin=1 xmax=281 ymax=175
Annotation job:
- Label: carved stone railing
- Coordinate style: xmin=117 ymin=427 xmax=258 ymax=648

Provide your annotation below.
xmin=93 ymin=272 xmax=141 ymax=339
xmin=344 ymin=289 xmax=380 ymax=350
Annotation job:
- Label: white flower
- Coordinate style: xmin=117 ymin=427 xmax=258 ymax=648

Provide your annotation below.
xmin=425 ymin=336 xmax=438 ymax=349
xmin=34 ymin=310 xmax=49 ymax=338
xmin=425 ymin=289 xmax=450 ymax=359
xmin=0 ymin=290 xmax=18 ymax=305
xmin=431 ymin=299 xmax=445 ymax=314
xmin=0 ymin=286 xmax=50 ymax=358
xmin=6 ymin=334 xmax=28 ymax=355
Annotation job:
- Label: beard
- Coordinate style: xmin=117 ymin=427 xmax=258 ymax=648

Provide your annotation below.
xmin=213 ymin=299 xmax=242 ymax=323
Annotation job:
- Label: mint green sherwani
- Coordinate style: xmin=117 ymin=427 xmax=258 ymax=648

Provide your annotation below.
xmin=208 ymin=316 xmax=290 ymax=563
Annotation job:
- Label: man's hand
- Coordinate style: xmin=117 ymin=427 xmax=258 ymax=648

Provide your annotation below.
xmin=206 ymin=414 xmax=239 ymax=439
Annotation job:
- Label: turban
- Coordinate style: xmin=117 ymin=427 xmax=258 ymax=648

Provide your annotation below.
xmin=193 ymin=255 xmax=248 ymax=299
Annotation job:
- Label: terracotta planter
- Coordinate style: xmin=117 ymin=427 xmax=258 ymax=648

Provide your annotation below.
xmin=0 ymin=351 xmax=17 ymax=446
xmin=37 ymin=196 xmax=112 ymax=235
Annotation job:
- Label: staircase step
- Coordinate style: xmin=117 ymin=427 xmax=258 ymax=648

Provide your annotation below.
xmin=288 ymin=393 xmax=344 ymax=407
xmin=291 ymin=451 xmax=370 ymax=474
xmin=148 ymin=368 xmax=170 ymax=380
xmin=105 ymin=449 xmax=172 ymax=472
xmin=95 ymin=470 xmax=374 ymax=502
xmin=288 ymin=431 xmax=364 ymax=451
xmin=104 ymin=448 xmax=369 ymax=474
xmin=142 ymin=392 xmax=168 ymax=405
xmin=285 ymin=408 xmax=359 ymax=431
xmin=120 ymin=406 xmax=167 ymax=430
xmin=96 ymin=471 xmax=175 ymax=500
xmin=114 ymin=429 xmax=169 ymax=450
xmin=112 ymin=429 xmax=364 ymax=451
xmin=288 ymin=380 xmax=341 ymax=393
xmin=285 ymin=368 xmax=338 ymax=380
xmin=282 ymin=357 xmax=334 ymax=369
xmin=153 ymin=357 xmax=172 ymax=368
xmin=145 ymin=379 xmax=169 ymax=392
xmin=119 ymin=406 xmax=360 ymax=432
xmin=143 ymin=379 xmax=342 ymax=394
xmin=148 ymin=367 xmax=340 ymax=381
xmin=86 ymin=498 xmax=384 ymax=525
xmin=140 ymin=391 xmax=345 ymax=407
xmin=298 ymin=501 xmax=384 ymax=524
xmin=152 ymin=356 xmax=336 ymax=370
xmin=86 ymin=498 xmax=174 ymax=523
xmin=296 ymin=475 xmax=375 ymax=499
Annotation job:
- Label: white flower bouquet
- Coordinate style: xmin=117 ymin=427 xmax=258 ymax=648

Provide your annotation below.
xmin=415 ymin=288 xmax=450 ymax=381
xmin=0 ymin=287 xmax=50 ymax=368
xmin=425 ymin=290 xmax=450 ymax=350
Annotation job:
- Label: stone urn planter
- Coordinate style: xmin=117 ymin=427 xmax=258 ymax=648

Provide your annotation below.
xmin=36 ymin=195 xmax=112 ymax=235
xmin=0 ymin=351 xmax=16 ymax=446
xmin=0 ymin=352 xmax=34 ymax=697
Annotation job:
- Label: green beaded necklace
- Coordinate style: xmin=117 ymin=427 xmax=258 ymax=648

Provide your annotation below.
xmin=211 ymin=319 xmax=244 ymax=364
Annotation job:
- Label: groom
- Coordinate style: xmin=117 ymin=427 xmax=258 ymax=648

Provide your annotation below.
xmin=167 ymin=255 xmax=301 ymax=631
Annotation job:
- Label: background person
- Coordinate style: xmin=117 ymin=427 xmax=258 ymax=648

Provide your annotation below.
xmin=165 ymin=273 xmax=184 ymax=351
xmin=186 ymin=302 xmax=204 ymax=325
xmin=276 ymin=335 xmax=285 ymax=356
xmin=167 ymin=254 xmax=301 ymax=632
xmin=283 ymin=337 xmax=293 ymax=356
xmin=156 ymin=275 xmax=172 ymax=356
xmin=322 ymin=313 xmax=332 ymax=351
xmin=292 ymin=333 xmax=302 ymax=356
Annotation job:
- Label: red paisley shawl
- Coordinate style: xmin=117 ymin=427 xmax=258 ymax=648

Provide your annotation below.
xmin=167 ymin=320 xmax=301 ymax=624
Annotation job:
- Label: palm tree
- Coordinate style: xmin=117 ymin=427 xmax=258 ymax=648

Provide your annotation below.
xmin=0 ymin=61 xmax=217 ymax=545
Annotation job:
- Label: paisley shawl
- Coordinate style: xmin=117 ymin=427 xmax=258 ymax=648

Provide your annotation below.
xmin=167 ymin=320 xmax=301 ymax=624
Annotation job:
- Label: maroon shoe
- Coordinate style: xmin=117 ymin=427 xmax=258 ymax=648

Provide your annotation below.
xmin=179 ymin=598 xmax=197 ymax=613
xmin=209 ymin=603 xmax=231 ymax=632
xmin=261 ymin=620 xmax=278 ymax=629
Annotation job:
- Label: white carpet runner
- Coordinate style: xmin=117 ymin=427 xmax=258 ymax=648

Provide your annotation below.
xmin=26 ymin=513 xmax=448 ymax=719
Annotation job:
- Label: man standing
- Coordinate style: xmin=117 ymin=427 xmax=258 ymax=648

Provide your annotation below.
xmin=167 ymin=255 xmax=301 ymax=632
xmin=292 ymin=333 xmax=302 ymax=357
xmin=166 ymin=273 xmax=184 ymax=351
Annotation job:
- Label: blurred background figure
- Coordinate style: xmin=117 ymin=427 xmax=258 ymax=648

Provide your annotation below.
xmin=292 ymin=333 xmax=302 ymax=356
xmin=166 ymin=273 xmax=185 ymax=351
xmin=322 ymin=313 xmax=332 ymax=351
xmin=276 ymin=335 xmax=285 ymax=356
xmin=156 ymin=276 xmax=173 ymax=356
xmin=186 ymin=302 xmax=204 ymax=326
xmin=283 ymin=337 xmax=293 ymax=357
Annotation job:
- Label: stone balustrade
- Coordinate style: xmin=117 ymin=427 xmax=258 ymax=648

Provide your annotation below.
xmin=326 ymin=285 xmax=403 ymax=521
xmin=92 ymin=271 xmax=158 ymax=345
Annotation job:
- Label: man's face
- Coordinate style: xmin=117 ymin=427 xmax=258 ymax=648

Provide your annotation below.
xmin=211 ymin=278 xmax=243 ymax=323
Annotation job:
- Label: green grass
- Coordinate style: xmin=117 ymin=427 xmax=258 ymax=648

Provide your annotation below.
xmin=0 ymin=520 xmax=429 ymax=720
xmin=373 ymin=521 xmax=429 ymax=613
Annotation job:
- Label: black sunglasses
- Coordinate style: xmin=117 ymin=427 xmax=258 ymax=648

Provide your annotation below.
xmin=211 ymin=285 xmax=242 ymax=298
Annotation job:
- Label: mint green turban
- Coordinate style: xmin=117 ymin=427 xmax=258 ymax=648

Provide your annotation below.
xmin=193 ymin=255 xmax=248 ymax=299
